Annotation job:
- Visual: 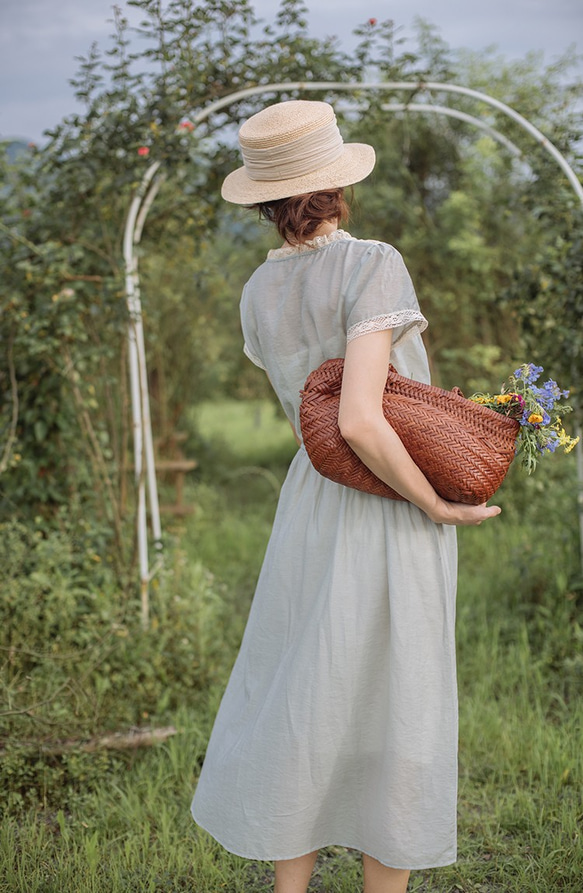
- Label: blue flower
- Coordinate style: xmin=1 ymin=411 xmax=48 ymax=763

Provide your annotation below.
xmin=527 ymin=380 xmax=569 ymax=412
xmin=514 ymin=363 xmax=544 ymax=384
xmin=544 ymin=432 xmax=561 ymax=453
xmin=525 ymin=364 xmax=544 ymax=384
xmin=473 ymin=362 xmax=576 ymax=473
xmin=530 ymin=386 xmax=552 ymax=411
xmin=544 ymin=379 xmax=569 ymax=400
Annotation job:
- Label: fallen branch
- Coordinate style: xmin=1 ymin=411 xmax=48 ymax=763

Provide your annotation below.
xmin=0 ymin=725 xmax=178 ymax=757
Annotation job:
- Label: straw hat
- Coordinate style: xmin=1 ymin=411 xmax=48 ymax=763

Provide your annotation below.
xmin=221 ymin=100 xmax=375 ymax=204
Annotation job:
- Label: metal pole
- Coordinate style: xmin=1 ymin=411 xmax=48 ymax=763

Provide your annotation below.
xmin=134 ymin=174 xmax=166 ymax=556
xmin=380 ymin=102 xmax=524 ymax=159
xmin=123 ymin=161 xmax=161 ymax=628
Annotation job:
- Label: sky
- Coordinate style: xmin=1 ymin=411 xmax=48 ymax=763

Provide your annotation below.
xmin=0 ymin=0 xmax=581 ymax=143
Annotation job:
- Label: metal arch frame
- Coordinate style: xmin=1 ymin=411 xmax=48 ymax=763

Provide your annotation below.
xmin=123 ymin=80 xmax=583 ymax=627
xmin=380 ymin=102 xmax=525 ymax=158
xmin=123 ymin=160 xmax=164 ymax=628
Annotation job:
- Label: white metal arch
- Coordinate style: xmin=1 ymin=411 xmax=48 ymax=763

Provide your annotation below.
xmin=124 ymin=80 xmax=583 ymax=627
xmin=381 ymin=103 xmax=525 ymax=158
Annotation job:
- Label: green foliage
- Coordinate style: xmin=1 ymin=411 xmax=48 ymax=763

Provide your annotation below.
xmin=138 ymin=217 xmax=276 ymax=434
xmin=0 ymin=518 xmax=233 ymax=813
xmin=192 ymin=397 xmax=297 ymax=467
xmin=0 ymin=0 xmax=354 ymax=553
xmin=0 ymin=397 xmax=292 ymax=811
xmin=0 ymin=447 xmax=581 ymax=888
xmin=500 ymin=209 xmax=583 ymax=411
xmin=459 ymin=459 xmax=582 ymax=692
xmin=352 ymin=37 xmax=583 ymax=389
xmin=2 ymin=0 xmax=582 ymax=568
xmin=1 ymin=5 xmax=582 ymax=886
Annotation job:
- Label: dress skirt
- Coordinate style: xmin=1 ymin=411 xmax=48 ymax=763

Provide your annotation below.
xmin=192 ymin=446 xmax=458 ymax=870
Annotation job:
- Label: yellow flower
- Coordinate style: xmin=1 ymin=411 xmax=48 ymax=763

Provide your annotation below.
xmin=496 ymin=394 xmax=513 ymax=404
xmin=528 ymin=413 xmax=544 ymax=424
xmin=565 ymin=436 xmax=580 ymax=454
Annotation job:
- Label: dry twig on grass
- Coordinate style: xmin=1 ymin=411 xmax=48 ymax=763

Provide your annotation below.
xmin=0 ymin=725 xmax=178 ymax=757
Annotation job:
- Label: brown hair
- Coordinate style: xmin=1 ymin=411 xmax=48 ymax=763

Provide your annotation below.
xmin=253 ymin=188 xmax=350 ymax=245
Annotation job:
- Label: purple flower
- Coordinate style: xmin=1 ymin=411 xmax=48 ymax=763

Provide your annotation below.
xmin=509 ymin=393 xmax=525 ymax=409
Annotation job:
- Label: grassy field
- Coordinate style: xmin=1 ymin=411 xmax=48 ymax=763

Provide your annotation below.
xmin=1 ymin=398 xmax=582 ymax=892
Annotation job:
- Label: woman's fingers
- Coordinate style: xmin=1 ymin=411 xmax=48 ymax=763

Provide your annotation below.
xmin=436 ymin=501 xmax=502 ymax=526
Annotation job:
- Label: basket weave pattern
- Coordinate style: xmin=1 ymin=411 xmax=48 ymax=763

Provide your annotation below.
xmin=299 ymin=359 xmax=520 ymax=505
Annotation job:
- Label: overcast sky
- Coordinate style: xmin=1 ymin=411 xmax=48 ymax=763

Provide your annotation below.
xmin=1 ymin=0 xmax=581 ymax=143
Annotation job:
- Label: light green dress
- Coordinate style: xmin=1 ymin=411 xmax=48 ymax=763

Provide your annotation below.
xmin=191 ymin=230 xmax=458 ymax=870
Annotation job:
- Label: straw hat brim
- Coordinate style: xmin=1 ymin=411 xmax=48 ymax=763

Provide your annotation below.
xmin=221 ymin=143 xmax=375 ymax=204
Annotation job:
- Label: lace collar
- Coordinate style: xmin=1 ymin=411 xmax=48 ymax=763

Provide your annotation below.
xmin=267 ymin=229 xmax=354 ymax=259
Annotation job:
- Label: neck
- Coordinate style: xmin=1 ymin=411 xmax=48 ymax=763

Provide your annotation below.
xmin=284 ymin=219 xmax=339 ymax=248
xmin=311 ymin=220 xmax=339 ymax=238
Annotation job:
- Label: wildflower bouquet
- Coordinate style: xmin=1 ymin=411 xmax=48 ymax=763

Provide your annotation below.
xmin=470 ymin=363 xmax=579 ymax=474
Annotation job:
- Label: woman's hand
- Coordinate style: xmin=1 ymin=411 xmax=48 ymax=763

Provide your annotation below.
xmin=426 ymin=499 xmax=501 ymax=527
xmin=338 ymin=330 xmax=501 ymax=526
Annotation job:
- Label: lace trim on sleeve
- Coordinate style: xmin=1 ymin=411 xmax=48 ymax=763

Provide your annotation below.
xmin=243 ymin=342 xmax=267 ymax=371
xmin=347 ymin=310 xmax=428 ymax=345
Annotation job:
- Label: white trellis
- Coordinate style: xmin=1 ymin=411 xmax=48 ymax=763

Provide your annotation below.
xmin=123 ymin=81 xmax=583 ymax=628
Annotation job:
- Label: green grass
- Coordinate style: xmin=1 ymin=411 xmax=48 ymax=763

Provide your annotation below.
xmin=192 ymin=397 xmax=297 ymax=469
xmin=1 ymin=399 xmax=582 ymax=891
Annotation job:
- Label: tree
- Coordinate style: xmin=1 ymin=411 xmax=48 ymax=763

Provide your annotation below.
xmin=1 ymin=0 xmax=581 ymax=584
xmin=352 ymin=37 xmax=583 ymax=390
xmin=0 ymin=0 xmax=366 ymax=574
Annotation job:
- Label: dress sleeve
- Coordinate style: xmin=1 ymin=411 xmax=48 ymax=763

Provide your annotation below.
xmin=240 ymin=282 xmax=267 ymax=371
xmin=243 ymin=341 xmax=267 ymax=371
xmin=344 ymin=242 xmax=428 ymax=345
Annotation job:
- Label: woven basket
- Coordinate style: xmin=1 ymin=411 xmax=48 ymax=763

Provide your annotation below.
xmin=299 ymin=359 xmax=520 ymax=505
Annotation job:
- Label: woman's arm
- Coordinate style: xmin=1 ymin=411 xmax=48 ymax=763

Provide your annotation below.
xmin=337 ymin=330 xmax=501 ymax=526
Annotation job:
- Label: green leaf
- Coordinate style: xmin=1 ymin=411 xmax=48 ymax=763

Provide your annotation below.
xmin=33 ymin=420 xmax=48 ymax=442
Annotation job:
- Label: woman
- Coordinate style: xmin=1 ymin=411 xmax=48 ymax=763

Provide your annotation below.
xmin=191 ymin=99 xmax=500 ymax=893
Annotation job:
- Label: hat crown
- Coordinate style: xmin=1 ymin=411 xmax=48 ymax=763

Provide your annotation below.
xmin=221 ymin=99 xmax=375 ymax=204
xmin=237 ymin=100 xmax=344 ymax=185
xmin=239 ymin=100 xmax=335 ymax=149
